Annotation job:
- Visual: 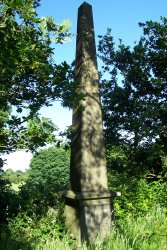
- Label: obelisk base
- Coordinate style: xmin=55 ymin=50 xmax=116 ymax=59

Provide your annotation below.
xmin=63 ymin=190 xmax=121 ymax=246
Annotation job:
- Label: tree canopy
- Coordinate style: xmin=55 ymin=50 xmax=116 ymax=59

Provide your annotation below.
xmin=19 ymin=146 xmax=70 ymax=211
xmin=0 ymin=0 xmax=73 ymax=157
xmin=98 ymin=17 xmax=167 ymax=176
xmin=28 ymin=146 xmax=70 ymax=191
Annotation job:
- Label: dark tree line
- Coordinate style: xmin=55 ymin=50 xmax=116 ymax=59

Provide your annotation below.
xmin=98 ymin=17 xmax=167 ymax=177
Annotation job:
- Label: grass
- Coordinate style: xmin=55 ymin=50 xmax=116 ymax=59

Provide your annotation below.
xmin=0 ymin=206 xmax=167 ymax=250
xmin=116 ymin=206 xmax=167 ymax=250
xmin=0 ymin=230 xmax=32 ymax=250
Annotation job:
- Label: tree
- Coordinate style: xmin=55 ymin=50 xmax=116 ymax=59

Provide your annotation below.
xmin=0 ymin=0 xmax=73 ymax=156
xmin=5 ymin=168 xmax=28 ymax=184
xmin=28 ymin=146 xmax=70 ymax=191
xmin=98 ymin=17 xmax=167 ymax=175
xmin=20 ymin=146 xmax=70 ymax=213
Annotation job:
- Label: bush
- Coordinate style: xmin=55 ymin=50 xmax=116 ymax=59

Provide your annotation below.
xmin=0 ymin=171 xmax=20 ymax=224
xmin=2 ymin=206 xmax=166 ymax=250
xmin=7 ymin=206 xmax=65 ymax=246
xmin=108 ymin=171 xmax=167 ymax=220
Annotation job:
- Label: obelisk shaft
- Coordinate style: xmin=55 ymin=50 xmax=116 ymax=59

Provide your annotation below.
xmin=64 ymin=3 xmax=114 ymax=244
xmin=70 ymin=2 xmax=108 ymax=193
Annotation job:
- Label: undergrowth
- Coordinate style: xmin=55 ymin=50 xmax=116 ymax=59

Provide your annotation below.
xmin=0 ymin=205 xmax=166 ymax=250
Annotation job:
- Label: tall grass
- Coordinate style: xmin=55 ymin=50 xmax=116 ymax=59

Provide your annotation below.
xmin=34 ymin=206 xmax=167 ymax=250
xmin=116 ymin=206 xmax=167 ymax=250
xmin=0 ymin=230 xmax=32 ymax=250
xmin=1 ymin=206 xmax=166 ymax=250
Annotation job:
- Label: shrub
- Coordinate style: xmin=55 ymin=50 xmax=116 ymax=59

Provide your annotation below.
xmin=7 ymin=206 xmax=65 ymax=246
xmin=108 ymin=171 xmax=167 ymax=220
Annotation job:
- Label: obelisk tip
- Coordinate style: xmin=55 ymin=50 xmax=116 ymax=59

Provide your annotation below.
xmin=81 ymin=2 xmax=92 ymax=7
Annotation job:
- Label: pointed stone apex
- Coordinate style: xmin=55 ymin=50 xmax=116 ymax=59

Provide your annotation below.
xmin=81 ymin=2 xmax=91 ymax=7
xmin=78 ymin=2 xmax=92 ymax=14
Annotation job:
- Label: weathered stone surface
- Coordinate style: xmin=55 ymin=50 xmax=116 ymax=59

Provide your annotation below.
xmin=64 ymin=192 xmax=112 ymax=244
xmin=64 ymin=190 xmax=121 ymax=243
xmin=70 ymin=2 xmax=108 ymax=193
xmin=64 ymin=2 xmax=120 ymax=244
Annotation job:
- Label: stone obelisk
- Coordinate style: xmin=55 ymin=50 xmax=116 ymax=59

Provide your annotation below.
xmin=64 ymin=2 xmax=120 ymax=244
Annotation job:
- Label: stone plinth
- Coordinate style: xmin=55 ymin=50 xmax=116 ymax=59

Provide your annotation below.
xmin=63 ymin=2 xmax=121 ymax=245
xmin=64 ymin=191 xmax=121 ymax=244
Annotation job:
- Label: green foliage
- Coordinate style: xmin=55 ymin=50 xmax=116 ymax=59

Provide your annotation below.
xmin=1 ymin=206 xmax=166 ymax=249
xmin=1 ymin=14 xmax=167 ymax=250
xmin=0 ymin=226 xmax=32 ymax=250
xmin=106 ymin=143 xmax=164 ymax=177
xmin=5 ymin=168 xmax=28 ymax=184
xmin=106 ymin=145 xmax=167 ymax=220
xmin=108 ymin=171 xmax=167 ymax=220
xmin=98 ymin=17 xmax=167 ymax=177
xmin=18 ymin=117 xmax=59 ymax=151
xmin=116 ymin=207 xmax=167 ymax=250
xmin=17 ymin=146 xmax=70 ymax=217
xmin=161 ymin=155 xmax=167 ymax=179
xmin=0 ymin=0 xmax=73 ymax=154
xmin=0 ymin=146 xmax=70 ymax=247
xmin=0 ymin=171 xmax=20 ymax=224
xmin=99 ymin=17 xmax=167 ymax=148
xmin=7 ymin=207 xmax=65 ymax=246
xmin=28 ymin=146 xmax=70 ymax=191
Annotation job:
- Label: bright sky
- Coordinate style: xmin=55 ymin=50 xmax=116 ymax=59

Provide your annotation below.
xmin=2 ymin=0 xmax=167 ymax=171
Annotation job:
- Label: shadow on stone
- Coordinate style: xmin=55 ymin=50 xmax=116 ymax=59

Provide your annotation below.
xmin=62 ymin=2 xmax=121 ymax=247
